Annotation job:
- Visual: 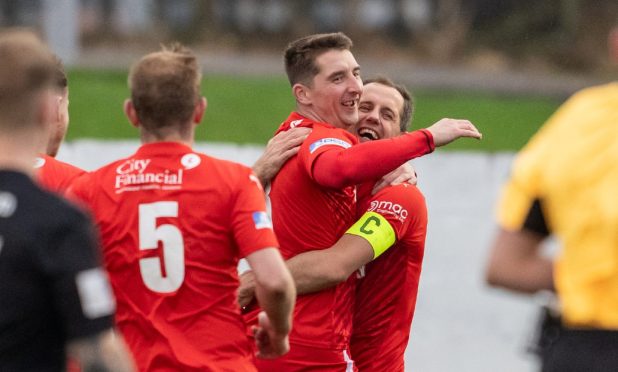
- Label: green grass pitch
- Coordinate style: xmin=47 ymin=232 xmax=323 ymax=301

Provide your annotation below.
xmin=67 ymin=69 xmax=561 ymax=152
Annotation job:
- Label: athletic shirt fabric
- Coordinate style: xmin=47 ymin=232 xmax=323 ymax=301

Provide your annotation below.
xmin=350 ymin=183 xmax=428 ymax=371
xmin=70 ymin=142 xmax=278 ymax=371
xmin=497 ymin=83 xmax=618 ymax=329
xmin=35 ymin=154 xmax=85 ymax=194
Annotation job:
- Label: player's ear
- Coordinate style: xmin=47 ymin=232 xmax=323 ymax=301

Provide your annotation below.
xmin=37 ymin=89 xmax=56 ymax=130
xmin=293 ymin=83 xmax=312 ymax=106
xmin=124 ymin=99 xmax=139 ymax=127
xmin=193 ymin=96 xmax=207 ymax=124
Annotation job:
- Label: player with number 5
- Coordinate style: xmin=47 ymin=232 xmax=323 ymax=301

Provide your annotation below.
xmin=69 ymin=44 xmax=296 ymax=371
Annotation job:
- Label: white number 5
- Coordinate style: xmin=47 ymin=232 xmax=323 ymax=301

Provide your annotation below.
xmin=138 ymin=202 xmax=185 ymax=293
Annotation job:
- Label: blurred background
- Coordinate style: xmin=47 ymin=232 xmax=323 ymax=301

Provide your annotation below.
xmin=3 ymin=1 xmax=617 ymax=371
xmin=4 ymin=0 xmax=617 ymax=85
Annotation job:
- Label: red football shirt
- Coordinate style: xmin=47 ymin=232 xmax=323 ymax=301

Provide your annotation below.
xmin=248 ymin=112 xmax=434 ymax=355
xmin=350 ymin=183 xmax=427 ymax=372
xmin=266 ymin=112 xmax=359 ymax=351
xmin=70 ymin=142 xmax=278 ymax=372
xmin=35 ymin=154 xmax=85 ymax=194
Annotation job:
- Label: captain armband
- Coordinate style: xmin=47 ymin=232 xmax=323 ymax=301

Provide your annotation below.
xmin=345 ymin=211 xmax=396 ymax=259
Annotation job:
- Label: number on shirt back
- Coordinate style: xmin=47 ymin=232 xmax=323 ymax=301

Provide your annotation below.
xmin=138 ymin=202 xmax=185 ymax=293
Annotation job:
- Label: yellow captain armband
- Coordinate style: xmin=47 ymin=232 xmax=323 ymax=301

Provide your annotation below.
xmin=345 ymin=211 xmax=396 ymax=259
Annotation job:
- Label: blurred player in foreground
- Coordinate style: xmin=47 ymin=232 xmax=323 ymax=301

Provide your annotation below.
xmin=69 ymin=43 xmax=295 ymax=371
xmin=0 ymin=28 xmax=133 ymax=372
xmin=486 ymin=82 xmax=618 ymax=372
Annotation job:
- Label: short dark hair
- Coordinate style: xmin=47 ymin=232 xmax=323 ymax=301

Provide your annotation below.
xmin=51 ymin=54 xmax=68 ymax=91
xmin=284 ymin=32 xmax=353 ymax=87
xmin=363 ymin=76 xmax=414 ymax=132
xmin=128 ymin=43 xmax=201 ymax=133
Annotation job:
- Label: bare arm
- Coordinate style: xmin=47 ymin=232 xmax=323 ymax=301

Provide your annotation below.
xmin=485 ymin=228 xmax=554 ymax=293
xmin=287 ymin=234 xmax=374 ymax=294
xmin=245 ymin=247 xmax=296 ymax=358
xmin=252 ymin=127 xmax=311 ymax=187
xmin=66 ymin=329 xmax=134 ymax=372
xmin=238 ymin=234 xmax=375 ymax=308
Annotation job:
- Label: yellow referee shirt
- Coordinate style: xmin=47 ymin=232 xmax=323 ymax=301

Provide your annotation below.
xmin=497 ymin=82 xmax=618 ymax=329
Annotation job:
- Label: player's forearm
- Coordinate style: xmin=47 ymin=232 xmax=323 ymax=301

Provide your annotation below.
xmin=286 ymin=250 xmax=350 ymax=294
xmin=67 ymin=329 xmax=134 ymax=372
xmin=286 ymin=236 xmax=374 ymax=294
xmin=485 ymin=229 xmax=554 ymax=293
xmin=255 ymin=277 xmax=295 ymax=335
xmin=313 ymin=130 xmax=434 ymax=188
xmin=252 ymin=156 xmax=276 ymax=188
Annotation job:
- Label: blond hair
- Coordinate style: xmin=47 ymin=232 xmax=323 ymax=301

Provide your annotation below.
xmin=128 ymin=43 xmax=201 ymax=133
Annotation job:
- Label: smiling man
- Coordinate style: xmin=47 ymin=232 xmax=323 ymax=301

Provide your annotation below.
xmin=274 ymin=77 xmax=429 ymax=372
xmin=244 ymin=32 xmax=481 ymax=372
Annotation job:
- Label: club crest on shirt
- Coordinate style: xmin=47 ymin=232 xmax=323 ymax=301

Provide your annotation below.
xmin=252 ymin=211 xmax=273 ymax=230
xmin=181 ymin=153 xmax=201 ymax=169
xmin=368 ymin=199 xmax=408 ymax=222
xmin=290 ymin=119 xmax=303 ymax=128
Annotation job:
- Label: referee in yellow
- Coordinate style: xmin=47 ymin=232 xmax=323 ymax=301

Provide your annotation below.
xmin=485 ymin=82 xmax=618 ymax=372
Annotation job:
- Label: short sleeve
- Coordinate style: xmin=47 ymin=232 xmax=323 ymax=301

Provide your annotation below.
xmin=39 ymin=209 xmax=115 ymax=341
xmin=496 ymin=138 xmax=547 ymax=231
xmin=362 ymin=183 xmax=427 ymax=241
xmin=231 ymin=168 xmax=279 ymax=258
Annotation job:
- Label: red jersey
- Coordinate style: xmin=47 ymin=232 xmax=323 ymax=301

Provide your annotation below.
xmin=350 ymin=183 xmax=427 ymax=372
xmin=70 ymin=142 xmax=278 ymax=372
xmin=247 ymin=112 xmax=434 ymax=358
xmin=266 ymin=113 xmax=359 ymax=351
xmin=35 ymin=154 xmax=85 ymax=194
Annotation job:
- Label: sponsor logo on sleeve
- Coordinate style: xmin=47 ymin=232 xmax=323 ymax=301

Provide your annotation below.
xmin=368 ymin=199 xmax=409 ymax=222
xmin=309 ymin=138 xmax=352 ymax=154
xmin=252 ymin=211 xmax=273 ymax=230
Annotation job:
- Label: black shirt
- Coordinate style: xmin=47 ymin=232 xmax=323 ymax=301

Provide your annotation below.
xmin=0 ymin=170 xmax=114 ymax=371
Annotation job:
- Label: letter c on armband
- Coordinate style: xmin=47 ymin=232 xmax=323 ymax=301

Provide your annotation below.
xmin=346 ymin=211 xmax=396 ymax=259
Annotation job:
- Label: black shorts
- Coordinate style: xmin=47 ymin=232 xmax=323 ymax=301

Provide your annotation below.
xmin=535 ymin=309 xmax=618 ymax=372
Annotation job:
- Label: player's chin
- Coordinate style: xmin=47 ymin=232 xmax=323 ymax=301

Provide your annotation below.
xmin=340 ymin=114 xmax=358 ymax=129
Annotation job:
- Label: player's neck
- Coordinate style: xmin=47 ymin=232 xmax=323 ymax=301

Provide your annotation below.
xmin=0 ymin=132 xmax=40 ymax=176
xmin=139 ymin=129 xmax=194 ymax=148
xmin=296 ymin=106 xmax=349 ymax=130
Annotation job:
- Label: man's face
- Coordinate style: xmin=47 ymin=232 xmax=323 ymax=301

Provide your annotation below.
xmin=354 ymin=82 xmax=404 ymax=142
xmin=305 ymin=49 xmax=362 ymax=129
